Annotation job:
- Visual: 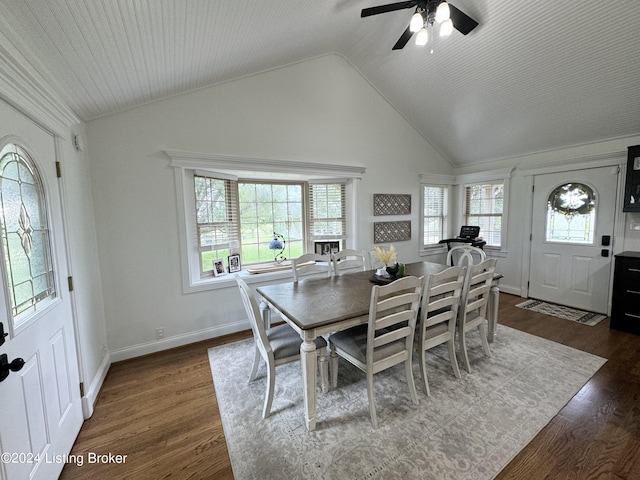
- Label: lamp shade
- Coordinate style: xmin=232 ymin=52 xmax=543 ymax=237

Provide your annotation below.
xmin=415 ymin=27 xmax=428 ymax=46
xmin=440 ymin=18 xmax=453 ymax=36
xmin=409 ymin=12 xmax=423 ymax=33
xmin=435 ymin=2 xmax=450 ymax=23
xmin=269 ymin=239 xmax=284 ymax=250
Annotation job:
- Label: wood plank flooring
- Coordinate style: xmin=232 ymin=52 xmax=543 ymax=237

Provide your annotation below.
xmin=60 ymin=293 xmax=640 ymax=480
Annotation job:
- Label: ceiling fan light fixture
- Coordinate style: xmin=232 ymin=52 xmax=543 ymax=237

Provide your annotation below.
xmin=415 ymin=27 xmax=429 ymax=46
xmin=409 ymin=11 xmax=424 ymax=32
xmin=435 ymin=2 xmax=450 ymax=23
xmin=440 ymin=18 xmax=453 ymax=36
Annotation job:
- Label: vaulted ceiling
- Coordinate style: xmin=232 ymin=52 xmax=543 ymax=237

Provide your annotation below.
xmin=0 ymin=0 xmax=639 ymax=167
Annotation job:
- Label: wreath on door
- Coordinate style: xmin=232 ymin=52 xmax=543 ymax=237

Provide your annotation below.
xmin=548 ymin=183 xmax=596 ymax=216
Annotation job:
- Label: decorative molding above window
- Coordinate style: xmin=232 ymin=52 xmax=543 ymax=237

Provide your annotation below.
xmin=165 ymin=149 xmax=366 ymax=180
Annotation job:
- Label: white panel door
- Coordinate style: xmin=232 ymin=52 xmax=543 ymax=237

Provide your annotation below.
xmin=0 ymin=102 xmax=83 ymax=480
xmin=528 ymin=166 xmax=618 ymax=314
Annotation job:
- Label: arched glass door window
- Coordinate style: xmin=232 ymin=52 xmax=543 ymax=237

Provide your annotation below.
xmin=0 ymin=143 xmax=56 ymax=325
xmin=546 ymin=182 xmax=596 ymax=244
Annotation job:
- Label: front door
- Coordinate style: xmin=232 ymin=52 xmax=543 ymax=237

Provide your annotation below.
xmin=0 ymin=102 xmax=83 ymax=479
xmin=528 ymin=165 xmax=618 ymax=314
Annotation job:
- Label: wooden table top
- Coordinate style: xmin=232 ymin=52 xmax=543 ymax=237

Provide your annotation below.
xmin=256 ymin=261 xmax=447 ymax=331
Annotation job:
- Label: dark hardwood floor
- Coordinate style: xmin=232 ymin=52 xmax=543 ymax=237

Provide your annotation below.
xmin=60 ymin=293 xmax=640 ymax=480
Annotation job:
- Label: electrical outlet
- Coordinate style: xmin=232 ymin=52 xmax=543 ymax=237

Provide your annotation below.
xmin=156 ymin=328 xmax=164 ymax=340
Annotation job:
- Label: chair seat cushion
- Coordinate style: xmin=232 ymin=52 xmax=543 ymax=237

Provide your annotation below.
xmin=267 ymin=323 xmax=327 ymax=359
xmin=330 ymin=325 xmax=404 ymax=364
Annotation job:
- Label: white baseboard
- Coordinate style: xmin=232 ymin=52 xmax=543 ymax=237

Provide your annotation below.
xmin=109 ymin=320 xmax=250 ymax=363
xmin=496 ymin=283 xmax=522 ymax=297
xmin=81 ymin=351 xmax=111 ymax=419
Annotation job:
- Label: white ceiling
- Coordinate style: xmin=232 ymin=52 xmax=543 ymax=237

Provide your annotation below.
xmin=0 ymin=0 xmax=639 ymax=167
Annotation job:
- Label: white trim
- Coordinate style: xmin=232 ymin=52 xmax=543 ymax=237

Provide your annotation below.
xmin=81 ymin=351 xmax=110 ymax=419
xmin=109 ymin=321 xmax=249 ymax=362
xmin=418 ymin=173 xmax=456 ymax=185
xmin=456 ymin=167 xmax=515 ymax=185
xmin=0 ymin=26 xmax=79 ymax=135
xmin=520 ymin=152 xmax=626 ymax=177
xmin=165 ymin=149 xmax=366 ymax=179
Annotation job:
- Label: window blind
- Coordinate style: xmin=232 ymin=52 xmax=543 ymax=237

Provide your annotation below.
xmin=422 ymin=185 xmax=446 ymax=246
xmin=308 ymin=182 xmax=346 ymax=240
xmin=464 ymin=182 xmax=503 ymax=247
xmin=194 ymin=175 xmax=239 ymax=273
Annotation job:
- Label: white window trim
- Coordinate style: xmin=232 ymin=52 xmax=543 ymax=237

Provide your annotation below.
xmin=167 ymin=150 xmax=365 ymax=293
xmin=419 ymin=173 xmax=455 ymax=256
xmin=456 ymin=168 xmax=514 ymax=256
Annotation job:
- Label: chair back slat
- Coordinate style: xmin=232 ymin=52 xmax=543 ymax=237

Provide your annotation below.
xmin=291 ymin=253 xmax=332 ymax=282
xmin=332 ymin=249 xmax=371 ymax=275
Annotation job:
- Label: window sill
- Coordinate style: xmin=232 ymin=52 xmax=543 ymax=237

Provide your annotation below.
xmin=185 ymin=267 xmax=296 ymax=294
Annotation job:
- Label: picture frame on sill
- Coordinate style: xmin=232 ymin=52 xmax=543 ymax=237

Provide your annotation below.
xmin=212 ymin=258 xmax=226 ymax=277
xmin=315 ymin=241 xmax=339 ymax=256
xmin=228 ymin=254 xmax=242 ymax=273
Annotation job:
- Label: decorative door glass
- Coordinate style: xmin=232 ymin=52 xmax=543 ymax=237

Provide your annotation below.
xmin=0 ymin=143 xmax=55 ymax=325
xmin=546 ymin=182 xmax=596 ymax=244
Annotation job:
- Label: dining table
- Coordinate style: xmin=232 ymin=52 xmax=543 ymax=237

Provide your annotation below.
xmin=256 ymin=261 xmax=500 ymax=431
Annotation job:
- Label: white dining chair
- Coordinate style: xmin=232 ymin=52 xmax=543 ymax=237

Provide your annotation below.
xmin=331 ymin=248 xmax=371 ymax=275
xmin=291 ymin=253 xmax=333 ymax=282
xmin=329 ymin=275 xmax=424 ymax=428
xmin=235 ymin=275 xmax=329 ymax=418
xmin=457 ymin=258 xmax=497 ymax=373
xmin=446 ymin=244 xmax=486 ymax=267
xmin=416 ymin=266 xmax=466 ymax=396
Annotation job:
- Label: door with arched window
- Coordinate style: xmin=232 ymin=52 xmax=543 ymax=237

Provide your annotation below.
xmin=529 ymin=166 xmax=618 ymax=314
xmin=0 ymin=102 xmax=83 ymax=480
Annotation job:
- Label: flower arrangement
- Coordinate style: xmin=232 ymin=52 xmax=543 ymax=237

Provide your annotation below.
xmin=372 ymin=244 xmax=397 ymax=266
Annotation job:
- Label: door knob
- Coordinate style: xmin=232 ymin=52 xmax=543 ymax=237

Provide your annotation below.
xmin=0 ymin=353 xmax=25 ymax=383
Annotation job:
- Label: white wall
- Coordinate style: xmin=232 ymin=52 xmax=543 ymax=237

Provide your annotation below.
xmin=85 ymin=54 xmax=452 ymax=358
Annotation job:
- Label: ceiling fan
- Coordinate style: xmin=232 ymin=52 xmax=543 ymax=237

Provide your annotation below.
xmin=361 ymin=1 xmax=478 ymax=50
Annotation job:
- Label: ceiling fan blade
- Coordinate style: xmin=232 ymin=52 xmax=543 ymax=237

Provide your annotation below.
xmin=361 ymin=2 xmax=416 ymax=18
xmin=449 ymin=4 xmax=478 ymax=35
xmin=392 ymin=25 xmax=414 ymax=50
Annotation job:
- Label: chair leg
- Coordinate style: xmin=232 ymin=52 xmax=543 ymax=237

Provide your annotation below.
xmin=366 ymin=371 xmax=378 ymax=429
xmin=459 ymin=326 xmax=472 ymax=373
xmin=262 ymin=361 xmax=276 ymax=419
xmin=405 ymin=357 xmax=418 ymax=405
xmin=329 ymin=344 xmax=339 ymax=389
xmin=249 ymin=346 xmax=261 ymax=382
xmin=318 ymin=348 xmax=329 ymax=393
xmin=420 ymin=348 xmax=431 ymax=397
xmin=448 ymin=338 xmax=461 ymax=379
xmin=478 ymin=322 xmax=492 ymax=358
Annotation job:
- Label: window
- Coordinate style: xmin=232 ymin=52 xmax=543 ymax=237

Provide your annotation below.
xmin=546 ymin=182 xmax=596 ymax=244
xmin=308 ymin=182 xmax=346 ymax=240
xmin=238 ymin=182 xmax=305 ymax=264
xmin=193 ymin=174 xmax=346 ymax=276
xmin=422 ymin=185 xmax=447 ymax=246
xmin=0 ymin=143 xmax=56 ymax=325
xmin=168 ymin=150 xmax=365 ymax=291
xmin=464 ymin=182 xmax=503 ymax=247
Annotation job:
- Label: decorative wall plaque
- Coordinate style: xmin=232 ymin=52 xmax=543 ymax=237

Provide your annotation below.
xmin=373 ymin=221 xmax=411 ymax=243
xmin=373 ymin=194 xmax=411 ymax=216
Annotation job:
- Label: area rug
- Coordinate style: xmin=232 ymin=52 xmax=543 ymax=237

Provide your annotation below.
xmin=208 ymin=326 xmax=606 ymax=480
xmin=515 ymin=299 xmax=607 ymax=326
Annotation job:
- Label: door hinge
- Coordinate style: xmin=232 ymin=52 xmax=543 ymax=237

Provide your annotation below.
xmin=79 ymin=382 xmax=85 ymax=397
xmin=530 ymin=233 xmax=532 ymax=241
xmin=67 ymin=276 xmax=74 ymax=292
xmin=55 ymin=161 xmax=62 ymax=178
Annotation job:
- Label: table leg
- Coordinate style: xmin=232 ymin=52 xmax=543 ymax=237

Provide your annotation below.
xmin=488 ymin=284 xmax=500 ymax=343
xmin=300 ymin=332 xmax=317 ymax=431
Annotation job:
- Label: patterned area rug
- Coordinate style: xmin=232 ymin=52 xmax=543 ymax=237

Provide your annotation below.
xmin=208 ymin=326 xmax=606 ymax=480
xmin=515 ymin=299 xmax=607 ymax=326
